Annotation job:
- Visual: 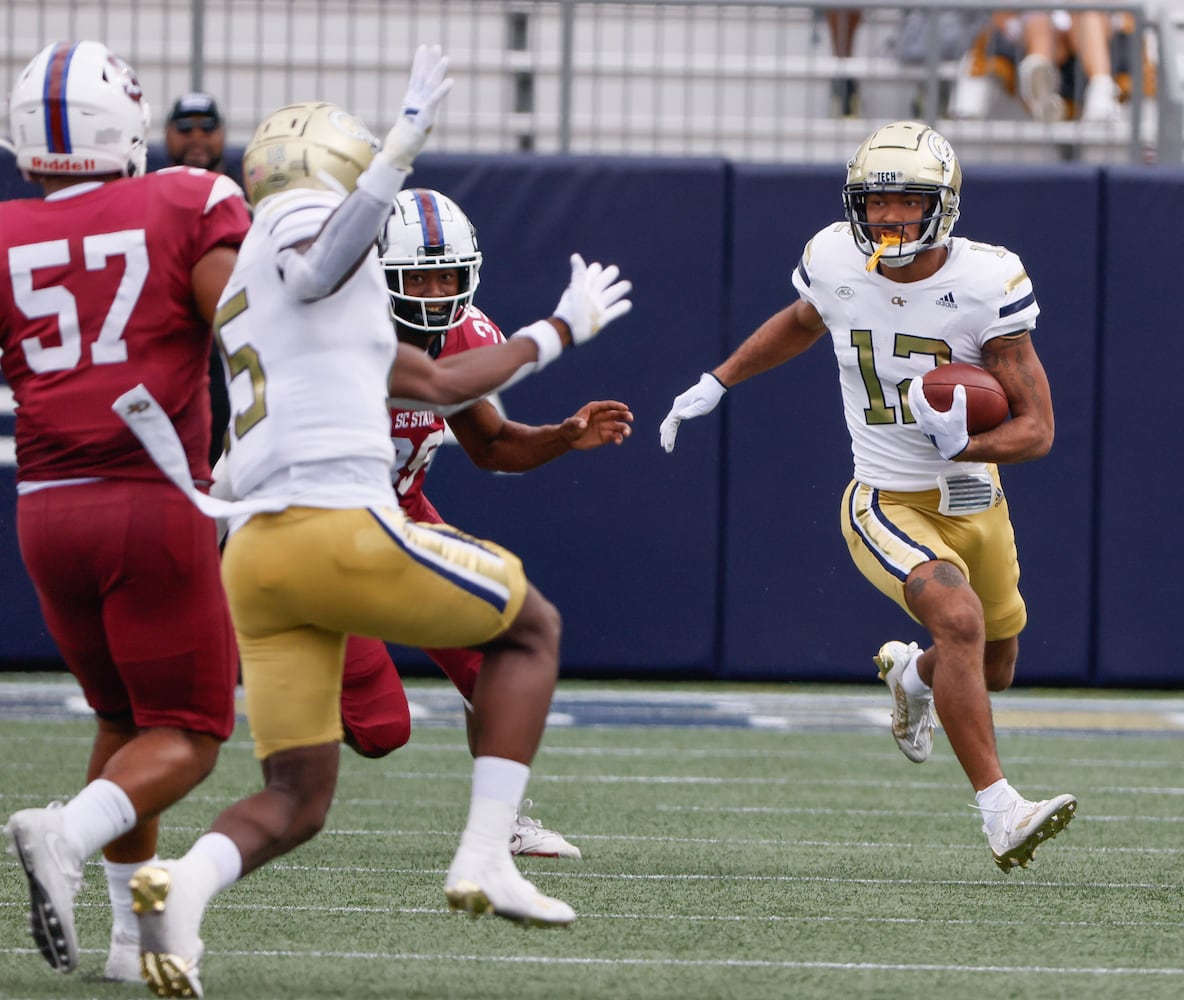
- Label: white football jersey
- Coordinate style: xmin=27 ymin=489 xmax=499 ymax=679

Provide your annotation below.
xmin=216 ymin=188 xmax=398 ymax=508
xmin=792 ymin=223 xmax=1040 ymax=491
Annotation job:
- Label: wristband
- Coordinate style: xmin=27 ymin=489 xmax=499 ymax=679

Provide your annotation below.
xmin=510 ymin=320 xmax=564 ymax=373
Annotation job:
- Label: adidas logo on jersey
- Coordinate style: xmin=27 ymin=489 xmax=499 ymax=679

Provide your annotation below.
xmin=936 ymin=291 xmax=958 ymax=310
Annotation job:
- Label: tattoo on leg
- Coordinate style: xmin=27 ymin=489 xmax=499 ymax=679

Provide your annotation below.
xmin=931 ymin=562 xmax=966 ymax=588
xmin=906 ymin=561 xmax=966 ymax=601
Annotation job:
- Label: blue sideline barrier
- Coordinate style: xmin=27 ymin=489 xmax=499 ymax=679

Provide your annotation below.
xmin=0 ymin=150 xmax=1180 ymax=687
xmin=1094 ymin=167 xmax=1184 ymax=687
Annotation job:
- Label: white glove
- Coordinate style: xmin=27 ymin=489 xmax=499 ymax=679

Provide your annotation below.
xmin=659 ymin=372 xmax=727 ymax=453
xmin=553 ymin=253 xmax=633 ymax=345
xmin=907 ymin=376 xmax=969 ymax=460
xmin=378 ymin=43 xmax=454 ymax=171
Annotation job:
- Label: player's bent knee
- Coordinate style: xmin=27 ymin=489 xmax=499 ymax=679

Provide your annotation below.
xmin=342 ymin=718 xmax=412 ymax=758
xmin=524 ymin=587 xmax=563 ymax=650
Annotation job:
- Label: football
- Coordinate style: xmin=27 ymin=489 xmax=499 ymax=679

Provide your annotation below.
xmin=921 ymin=362 xmax=1009 ymax=434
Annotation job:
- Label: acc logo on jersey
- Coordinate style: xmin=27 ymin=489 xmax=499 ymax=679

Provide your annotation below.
xmin=835 ymin=285 xmax=854 ymax=300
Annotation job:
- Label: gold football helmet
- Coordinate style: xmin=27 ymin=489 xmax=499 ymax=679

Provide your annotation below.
xmin=842 ymin=120 xmax=961 ymax=268
xmin=241 ymin=101 xmax=379 ymax=206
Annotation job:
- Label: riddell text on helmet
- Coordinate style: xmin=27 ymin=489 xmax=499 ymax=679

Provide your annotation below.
xmin=30 ymin=156 xmax=98 ymax=171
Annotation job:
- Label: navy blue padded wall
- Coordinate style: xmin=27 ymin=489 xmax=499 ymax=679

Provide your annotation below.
xmin=718 ymin=164 xmax=900 ymax=681
xmin=0 ymin=470 xmax=58 ymax=659
xmin=719 ymin=164 xmax=1099 ymax=683
xmin=389 ymin=154 xmax=731 ymax=675
xmin=961 ymin=167 xmax=1101 ymax=685
xmin=1095 ymin=168 xmax=1184 ymax=687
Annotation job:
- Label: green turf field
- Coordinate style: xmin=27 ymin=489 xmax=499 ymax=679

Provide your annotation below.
xmin=1 ymin=676 xmax=1182 ymax=999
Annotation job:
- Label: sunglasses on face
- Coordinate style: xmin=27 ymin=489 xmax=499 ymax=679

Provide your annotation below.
xmin=173 ymin=116 xmax=220 ymax=134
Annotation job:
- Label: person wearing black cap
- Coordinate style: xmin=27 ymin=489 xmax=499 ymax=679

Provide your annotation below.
xmin=164 ymin=93 xmax=234 ymax=465
xmin=165 ymin=91 xmax=226 ymax=172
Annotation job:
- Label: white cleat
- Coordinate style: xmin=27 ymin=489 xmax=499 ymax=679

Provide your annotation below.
xmin=510 ymin=801 xmax=582 ymax=859
xmin=103 ymin=928 xmax=142 ymax=983
xmin=131 ymin=862 xmax=205 ymax=998
xmin=982 ymin=793 xmax=1078 ymax=872
xmin=874 ymin=640 xmax=935 ymax=763
xmin=445 ymin=849 xmax=576 ymax=928
xmin=4 ymin=803 xmax=83 ymax=972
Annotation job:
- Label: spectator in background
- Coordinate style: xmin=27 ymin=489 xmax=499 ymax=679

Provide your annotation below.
xmin=1020 ymin=7 xmax=1124 ymax=122
xmin=0 ymin=41 xmax=248 ymax=983
xmin=164 ymin=91 xmax=227 ymax=172
xmin=826 ymin=10 xmax=863 ymax=117
xmin=950 ymin=8 xmax=1136 ymax=123
xmin=163 ymin=91 xmax=233 ymax=466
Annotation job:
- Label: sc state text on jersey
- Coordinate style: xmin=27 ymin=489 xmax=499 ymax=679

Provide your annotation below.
xmin=392 ymin=409 xmax=438 ymax=430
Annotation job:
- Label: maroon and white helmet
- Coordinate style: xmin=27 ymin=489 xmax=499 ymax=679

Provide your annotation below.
xmin=378 ymin=188 xmax=483 ymax=341
xmin=8 ymin=40 xmax=151 ymax=179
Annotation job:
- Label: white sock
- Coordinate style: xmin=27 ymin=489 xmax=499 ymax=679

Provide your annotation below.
xmin=900 ymin=655 xmax=931 ymax=697
xmin=160 ymin=833 xmax=244 ymax=913
xmin=459 ymin=757 xmax=531 ymax=854
xmin=975 ymin=778 xmax=1015 ymax=813
xmin=470 ymin=756 xmax=530 ymax=810
xmin=182 ymin=832 xmax=244 ymax=898
xmin=103 ymin=856 xmax=154 ymax=943
xmin=60 ymin=779 xmax=137 ymax=857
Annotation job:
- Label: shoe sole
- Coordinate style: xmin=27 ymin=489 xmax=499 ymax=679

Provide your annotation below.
xmin=140 ymin=951 xmax=203 ymax=998
xmin=874 ymin=647 xmax=932 ymax=764
xmin=992 ymin=796 xmax=1078 ymax=872
xmin=445 ymin=880 xmax=575 ymax=928
xmin=131 ymin=868 xmax=204 ymax=998
xmin=5 ymin=822 xmax=77 ymax=972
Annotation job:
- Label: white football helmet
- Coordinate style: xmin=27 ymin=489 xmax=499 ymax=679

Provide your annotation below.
xmin=842 ymin=120 xmax=961 ymax=268
xmin=8 ymin=40 xmax=150 ymax=179
xmin=378 ymin=188 xmax=482 ymax=351
xmin=241 ymin=101 xmax=379 ymax=206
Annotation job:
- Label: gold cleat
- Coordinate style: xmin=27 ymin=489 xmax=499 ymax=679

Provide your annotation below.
xmin=445 ymin=881 xmax=493 ymax=919
xmin=141 ymin=951 xmax=202 ymax=999
xmin=130 ymin=863 xmax=205 ymax=997
xmin=130 ymin=865 xmax=173 ymax=915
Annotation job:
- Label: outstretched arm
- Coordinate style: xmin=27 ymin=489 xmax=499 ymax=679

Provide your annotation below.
xmin=388 ymin=328 xmax=554 ymax=413
xmin=276 ymin=44 xmax=453 ymax=301
xmin=660 ymin=298 xmax=827 ymax=452
xmin=449 ymin=398 xmax=633 ymax=472
xmin=389 ymin=252 xmax=632 ymax=415
xmin=712 ymin=298 xmax=829 ymax=388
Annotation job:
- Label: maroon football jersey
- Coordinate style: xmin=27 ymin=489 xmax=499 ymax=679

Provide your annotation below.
xmin=391 ymin=304 xmax=505 ymax=522
xmin=0 ymin=168 xmax=250 ymax=484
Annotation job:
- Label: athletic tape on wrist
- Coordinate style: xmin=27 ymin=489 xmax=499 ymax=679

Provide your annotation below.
xmin=511 ymin=320 xmax=564 ymax=372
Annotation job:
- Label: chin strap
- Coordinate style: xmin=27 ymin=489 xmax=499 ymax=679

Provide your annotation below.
xmin=866 ymin=233 xmax=902 ymax=272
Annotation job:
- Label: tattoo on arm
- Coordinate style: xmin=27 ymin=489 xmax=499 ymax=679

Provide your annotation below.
xmin=982 ymin=332 xmax=1042 ymax=410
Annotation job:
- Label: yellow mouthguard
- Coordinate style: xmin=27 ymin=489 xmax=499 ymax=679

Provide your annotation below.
xmin=866 ymin=234 xmax=902 ymax=272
